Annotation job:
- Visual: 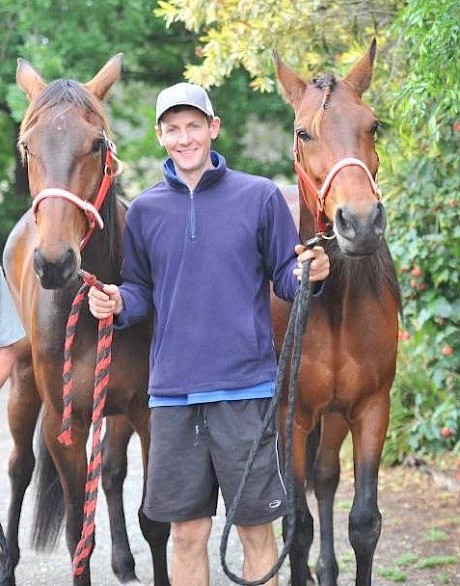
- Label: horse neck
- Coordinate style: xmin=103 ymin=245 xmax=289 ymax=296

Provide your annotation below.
xmin=81 ymin=196 xmax=125 ymax=285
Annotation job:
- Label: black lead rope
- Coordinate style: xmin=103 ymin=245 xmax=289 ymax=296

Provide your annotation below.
xmin=220 ymin=236 xmax=321 ymax=585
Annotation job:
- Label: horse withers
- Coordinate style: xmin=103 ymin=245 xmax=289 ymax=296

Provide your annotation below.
xmin=272 ymin=40 xmax=401 ymax=586
xmin=2 ymin=55 xmax=170 ymax=585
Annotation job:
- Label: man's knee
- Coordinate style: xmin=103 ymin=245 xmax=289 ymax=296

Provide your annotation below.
xmin=237 ymin=522 xmax=276 ymax=552
xmin=172 ymin=517 xmax=212 ymax=552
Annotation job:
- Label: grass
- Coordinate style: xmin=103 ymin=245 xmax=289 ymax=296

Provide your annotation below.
xmin=378 ymin=567 xmax=407 ymax=582
xmin=421 ymin=527 xmax=448 ymax=542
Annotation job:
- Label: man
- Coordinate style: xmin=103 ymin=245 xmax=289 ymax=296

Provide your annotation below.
xmin=88 ymin=82 xmax=330 ymax=585
xmin=0 ymin=266 xmax=25 ymax=389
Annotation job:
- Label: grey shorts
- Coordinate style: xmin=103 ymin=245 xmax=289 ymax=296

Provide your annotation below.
xmin=143 ymin=398 xmax=287 ymax=526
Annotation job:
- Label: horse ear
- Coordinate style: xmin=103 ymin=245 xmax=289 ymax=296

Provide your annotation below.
xmin=343 ymin=38 xmax=377 ymax=97
xmin=16 ymin=59 xmax=47 ymax=102
xmin=273 ymin=50 xmax=306 ymax=109
xmin=84 ymin=53 xmax=123 ymax=100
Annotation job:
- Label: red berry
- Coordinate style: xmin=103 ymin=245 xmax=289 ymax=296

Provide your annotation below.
xmin=442 ymin=345 xmax=453 ymax=356
xmin=411 ymin=266 xmax=422 ymax=277
xmin=441 ymin=427 xmax=452 ymax=438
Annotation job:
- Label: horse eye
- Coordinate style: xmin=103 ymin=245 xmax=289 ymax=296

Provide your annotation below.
xmin=91 ymin=138 xmax=104 ymax=153
xmin=370 ymin=120 xmax=380 ymax=135
xmin=295 ymin=128 xmax=312 ymax=142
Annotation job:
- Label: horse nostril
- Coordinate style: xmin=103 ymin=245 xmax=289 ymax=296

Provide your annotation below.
xmin=335 ymin=207 xmax=356 ymax=239
xmin=61 ymin=248 xmax=77 ymax=280
xmin=33 ymin=249 xmax=45 ymax=278
xmin=372 ymin=202 xmax=387 ymax=236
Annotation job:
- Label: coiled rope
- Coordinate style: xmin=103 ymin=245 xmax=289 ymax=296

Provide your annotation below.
xmin=57 ymin=269 xmax=113 ymax=577
xmin=220 ymin=238 xmax=319 ymax=585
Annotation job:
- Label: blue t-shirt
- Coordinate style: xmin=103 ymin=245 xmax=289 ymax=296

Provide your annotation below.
xmin=148 ymin=379 xmax=275 ymax=407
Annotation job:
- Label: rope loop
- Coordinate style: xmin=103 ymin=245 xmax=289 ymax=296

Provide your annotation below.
xmin=57 ymin=269 xmax=113 ymax=577
xmin=220 ymin=246 xmax=316 ymax=585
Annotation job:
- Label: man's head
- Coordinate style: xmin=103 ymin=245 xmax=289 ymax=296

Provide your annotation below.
xmin=155 ymin=83 xmax=221 ymax=189
xmin=155 ymin=82 xmax=215 ymax=125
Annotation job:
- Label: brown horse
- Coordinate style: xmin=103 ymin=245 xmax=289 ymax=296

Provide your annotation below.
xmin=2 ymin=56 xmax=170 ymax=585
xmin=272 ymin=40 xmax=401 ymax=585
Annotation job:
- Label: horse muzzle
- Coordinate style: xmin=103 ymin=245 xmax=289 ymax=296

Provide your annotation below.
xmin=333 ymin=201 xmax=386 ymax=256
xmin=34 ymin=247 xmax=80 ymax=289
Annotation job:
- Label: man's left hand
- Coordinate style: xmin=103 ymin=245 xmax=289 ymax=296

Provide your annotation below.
xmin=294 ymin=244 xmax=330 ymax=282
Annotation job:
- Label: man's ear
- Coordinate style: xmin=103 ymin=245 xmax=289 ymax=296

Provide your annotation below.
xmin=210 ymin=116 xmax=221 ymax=140
xmin=155 ymin=125 xmax=164 ymax=147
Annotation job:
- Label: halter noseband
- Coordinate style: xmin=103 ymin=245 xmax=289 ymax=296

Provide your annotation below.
xmin=293 ymin=134 xmax=381 ymax=233
xmin=31 ymin=131 xmax=123 ymax=250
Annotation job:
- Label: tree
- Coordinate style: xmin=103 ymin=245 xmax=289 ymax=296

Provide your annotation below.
xmin=155 ymin=0 xmax=403 ymax=89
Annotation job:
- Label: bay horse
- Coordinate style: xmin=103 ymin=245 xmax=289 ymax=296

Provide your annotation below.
xmin=2 ymin=55 xmax=170 ymax=585
xmin=272 ymin=40 xmax=401 ymax=585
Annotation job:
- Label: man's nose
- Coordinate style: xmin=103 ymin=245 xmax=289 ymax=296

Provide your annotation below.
xmin=177 ymin=129 xmax=192 ymax=143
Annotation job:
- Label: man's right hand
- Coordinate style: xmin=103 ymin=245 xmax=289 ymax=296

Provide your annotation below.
xmin=88 ymin=284 xmax=123 ymax=319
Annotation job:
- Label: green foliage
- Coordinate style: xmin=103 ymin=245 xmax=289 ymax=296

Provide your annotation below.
xmin=155 ymin=0 xmax=403 ymax=88
xmin=382 ymin=121 xmax=460 ymax=461
xmin=392 ymin=0 xmax=459 ymax=131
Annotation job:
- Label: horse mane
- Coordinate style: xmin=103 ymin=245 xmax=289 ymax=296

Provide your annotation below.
xmin=311 ymin=73 xmax=336 ymax=137
xmin=19 ymin=78 xmax=123 ymax=270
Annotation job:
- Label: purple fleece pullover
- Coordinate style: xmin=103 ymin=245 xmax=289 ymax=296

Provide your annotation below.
xmin=116 ymin=151 xmax=300 ymax=397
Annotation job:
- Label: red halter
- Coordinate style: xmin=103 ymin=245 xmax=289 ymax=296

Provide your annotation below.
xmin=293 ymin=134 xmax=381 ymax=233
xmin=31 ymin=131 xmax=123 ymax=250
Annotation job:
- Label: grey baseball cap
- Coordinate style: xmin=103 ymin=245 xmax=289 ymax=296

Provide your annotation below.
xmin=155 ymin=82 xmax=214 ymax=123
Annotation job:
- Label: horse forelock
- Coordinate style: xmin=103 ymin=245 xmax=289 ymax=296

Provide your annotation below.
xmin=310 ymin=73 xmax=336 ymax=137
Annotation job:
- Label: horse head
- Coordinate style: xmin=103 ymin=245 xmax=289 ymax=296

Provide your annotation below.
xmin=16 ymin=54 xmax=123 ymax=289
xmin=275 ymin=39 xmax=385 ymax=256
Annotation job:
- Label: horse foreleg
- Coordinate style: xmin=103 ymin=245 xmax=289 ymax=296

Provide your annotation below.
xmin=349 ymin=395 xmax=389 ymax=586
xmin=101 ymin=415 xmax=136 ymax=583
xmin=43 ymin=409 xmax=91 ymax=586
xmin=6 ymin=362 xmax=41 ymax=582
xmin=130 ymin=407 xmax=170 ymax=586
xmin=314 ymin=413 xmax=349 ymax=586
xmin=282 ymin=420 xmax=315 ymax=586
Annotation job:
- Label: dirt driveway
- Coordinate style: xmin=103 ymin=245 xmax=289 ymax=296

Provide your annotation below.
xmin=0 ymin=384 xmax=458 ymax=585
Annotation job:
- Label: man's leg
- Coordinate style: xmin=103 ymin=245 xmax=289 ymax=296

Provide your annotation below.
xmin=237 ymin=522 xmax=279 ymax=586
xmin=171 ymin=517 xmax=212 ymax=586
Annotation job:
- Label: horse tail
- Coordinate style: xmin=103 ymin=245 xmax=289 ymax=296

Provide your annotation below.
xmin=31 ymin=424 xmax=65 ymax=551
xmin=305 ymin=420 xmax=321 ymax=492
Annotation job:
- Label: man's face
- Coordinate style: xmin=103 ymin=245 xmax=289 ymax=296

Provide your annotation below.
xmin=156 ymin=108 xmax=220 ymax=183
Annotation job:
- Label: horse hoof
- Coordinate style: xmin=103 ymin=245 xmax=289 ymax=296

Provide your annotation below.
xmin=114 ymin=569 xmax=138 ymax=584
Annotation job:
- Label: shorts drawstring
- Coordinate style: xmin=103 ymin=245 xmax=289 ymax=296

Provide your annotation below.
xmin=193 ymin=404 xmax=208 ymax=446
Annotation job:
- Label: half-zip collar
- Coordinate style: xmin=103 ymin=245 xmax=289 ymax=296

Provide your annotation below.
xmin=163 ymin=150 xmax=227 ymax=194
